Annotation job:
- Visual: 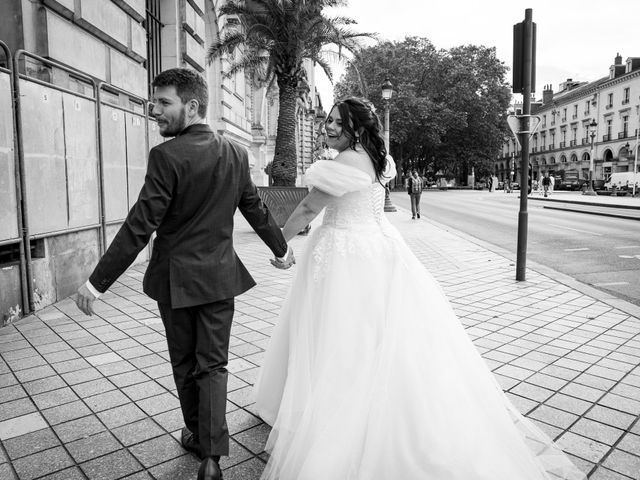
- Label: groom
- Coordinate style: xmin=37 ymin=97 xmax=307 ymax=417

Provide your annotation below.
xmin=74 ymin=68 xmax=294 ymax=480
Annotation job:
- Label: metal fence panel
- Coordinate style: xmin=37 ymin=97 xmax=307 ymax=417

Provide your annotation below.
xmin=63 ymin=93 xmax=99 ymax=228
xmin=0 ymin=72 xmax=18 ymax=242
xmin=125 ymin=112 xmax=147 ymax=209
xmin=100 ymin=105 xmax=129 ymax=221
xmin=19 ymin=80 xmax=67 ymax=236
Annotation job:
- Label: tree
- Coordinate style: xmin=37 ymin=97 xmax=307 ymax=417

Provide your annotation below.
xmin=208 ymin=0 xmax=372 ymax=186
xmin=335 ymin=37 xmax=511 ymax=184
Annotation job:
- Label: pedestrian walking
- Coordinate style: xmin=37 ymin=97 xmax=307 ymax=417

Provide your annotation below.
xmin=407 ymin=169 xmax=423 ymax=219
xmin=549 ymin=173 xmax=555 ymax=195
xmin=73 ymin=68 xmax=294 ymax=480
xmin=254 ymin=97 xmax=586 ymax=480
xmin=542 ymin=172 xmax=551 ymax=197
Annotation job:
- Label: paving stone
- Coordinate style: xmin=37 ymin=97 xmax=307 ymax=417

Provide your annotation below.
xmin=589 ymin=465 xmax=635 ymax=480
xmin=53 ymin=414 xmax=106 ymax=443
xmin=61 ymin=367 xmax=104 ymax=386
xmin=529 ymin=405 xmax=579 ymax=430
xmin=80 ymin=448 xmax=143 ymax=480
xmin=616 ymin=433 xmax=640 ymax=456
xmin=112 ymin=418 xmax=165 ymax=446
xmin=603 ymin=450 xmax=640 ymax=478
xmin=42 ymin=400 xmax=92 ymax=426
xmin=122 ymin=380 xmax=167 ymax=401
xmin=32 ymin=386 xmax=79 ymax=410
xmin=152 ymin=408 xmax=183 ymax=433
xmin=12 ymin=446 xmax=74 ymax=480
xmin=67 ymin=430 xmax=122 ymax=463
xmin=85 ymin=389 xmax=130 ymax=413
xmin=146 ymin=454 xmax=199 ymax=480
xmin=220 ymin=457 xmax=266 ymax=480
xmin=233 ymin=423 xmax=271 ymax=454
xmin=38 ymin=466 xmax=86 ymax=479
xmin=545 ymin=393 xmax=592 ymax=416
xmin=136 ymin=392 xmax=180 ymax=416
xmin=108 ymin=370 xmax=150 ymax=388
xmin=3 ymin=427 xmax=60 ymax=460
xmin=585 ymin=405 xmax=637 ymax=430
xmin=128 ymin=434 xmax=184 ymax=468
xmin=0 ymin=397 xmax=36 ymax=422
xmin=556 ymin=431 xmax=611 ymax=463
xmin=97 ymin=403 xmax=147 ymax=429
xmin=569 ymin=418 xmax=624 ymax=446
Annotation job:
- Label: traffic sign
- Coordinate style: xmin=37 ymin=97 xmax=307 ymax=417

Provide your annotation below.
xmin=507 ymin=115 xmax=542 ymax=148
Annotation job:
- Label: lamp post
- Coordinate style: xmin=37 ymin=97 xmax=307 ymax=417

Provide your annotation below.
xmin=381 ymin=78 xmax=396 ymax=212
xmin=584 ymin=119 xmax=598 ymax=196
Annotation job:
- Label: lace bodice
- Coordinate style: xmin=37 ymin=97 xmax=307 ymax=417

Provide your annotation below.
xmin=322 ymin=182 xmax=386 ymax=228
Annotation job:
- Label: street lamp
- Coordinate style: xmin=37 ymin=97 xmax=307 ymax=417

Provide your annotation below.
xmin=583 ymin=119 xmax=598 ymax=196
xmin=381 ymin=78 xmax=396 ymax=212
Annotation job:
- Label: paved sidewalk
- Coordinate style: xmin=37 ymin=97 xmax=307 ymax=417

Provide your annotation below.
xmin=1 ymin=209 xmax=640 ymax=479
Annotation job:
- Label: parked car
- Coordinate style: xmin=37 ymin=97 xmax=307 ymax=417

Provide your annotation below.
xmin=511 ymin=182 xmax=520 ymax=190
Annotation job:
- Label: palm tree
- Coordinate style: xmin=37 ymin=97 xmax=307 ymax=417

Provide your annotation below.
xmin=207 ymin=0 xmax=373 ymax=186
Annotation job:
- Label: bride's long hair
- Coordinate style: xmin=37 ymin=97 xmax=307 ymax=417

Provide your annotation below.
xmin=332 ymin=97 xmax=388 ymax=181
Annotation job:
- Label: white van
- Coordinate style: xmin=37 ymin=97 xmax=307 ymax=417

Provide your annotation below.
xmin=604 ymin=172 xmax=640 ymax=191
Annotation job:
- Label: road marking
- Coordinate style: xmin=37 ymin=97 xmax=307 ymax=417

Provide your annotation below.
xmin=615 ymin=245 xmax=640 ymax=249
xmin=564 ymin=248 xmax=590 ymax=252
xmin=592 ymin=282 xmax=630 ymax=287
xmin=547 ymin=224 xmax=603 ymax=236
xmin=619 ymin=254 xmax=640 ymax=260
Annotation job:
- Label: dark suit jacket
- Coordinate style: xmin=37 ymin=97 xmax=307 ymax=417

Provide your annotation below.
xmin=90 ymin=124 xmax=287 ymax=308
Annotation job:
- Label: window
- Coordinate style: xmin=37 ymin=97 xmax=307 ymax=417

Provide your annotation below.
xmin=622 ymin=115 xmax=629 ymax=137
xmin=607 ymin=93 xmax=613 ymax=108
xmin=542 ymin=114 xmax=546 ymax=127
xmin=573 ymin=104 xmax=578 ymax=119
xmin=623 ymin=87 xmax=630 ymax=104
xmin=562 ymin=108 xmax=567 ymax=122
xmin=605 ymin=118 xmax=613 ymax=141
xmin=146 ymin=0 xmax=163 ymax=99
xmin=584 ymin=100 xmax=590 ymax=115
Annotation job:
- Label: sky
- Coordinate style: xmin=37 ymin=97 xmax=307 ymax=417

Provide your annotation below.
xmin=314 ymin=0 xmax=640 ymax=109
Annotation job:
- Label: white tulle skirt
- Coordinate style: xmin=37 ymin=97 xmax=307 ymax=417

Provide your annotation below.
xmin=254 ymin=221 xmax=586 ymax=480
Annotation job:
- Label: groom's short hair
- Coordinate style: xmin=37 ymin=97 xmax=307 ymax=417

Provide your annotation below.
xmin=152 ymin=68 xmax=208 ymax=118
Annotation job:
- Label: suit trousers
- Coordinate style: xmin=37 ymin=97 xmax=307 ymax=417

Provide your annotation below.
xmin=159 ymin=298 xmax=234 ymax=457
xmin=410 ymin=192 xmax=422 ymax=217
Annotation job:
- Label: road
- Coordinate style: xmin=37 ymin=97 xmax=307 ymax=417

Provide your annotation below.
xmin=391 ymin=190 xmax=640 ymax=306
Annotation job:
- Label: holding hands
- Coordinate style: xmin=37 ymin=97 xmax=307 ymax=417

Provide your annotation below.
xmin=271 ymin=246 xmax=295 ymax=270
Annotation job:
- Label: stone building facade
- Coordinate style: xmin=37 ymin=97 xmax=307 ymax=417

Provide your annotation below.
xmin=0 ymin=0 xmax=322 ymax=322
xmin=497 ymin=54 xmax=640 ymax=184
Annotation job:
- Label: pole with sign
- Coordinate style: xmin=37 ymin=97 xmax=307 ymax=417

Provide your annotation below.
xmin=512 ymin=8 xmax=536 ymax=281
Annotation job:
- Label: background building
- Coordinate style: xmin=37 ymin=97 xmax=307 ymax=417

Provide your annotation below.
xmin=0 ymin=0 xmax=322 ymax=323
xmin=497 ymin=54 xmax=640 ymax=185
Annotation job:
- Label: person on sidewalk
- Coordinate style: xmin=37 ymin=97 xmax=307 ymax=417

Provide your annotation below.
xmin=407 ymin=169 xmax=423 ymax=219
xmin=73 ymin=68 xmax=294 ymax=480
xmin=254 ymin=97 xmax=586 ymax=480
xmin=541 ymin=172 xmax=551 ymax=197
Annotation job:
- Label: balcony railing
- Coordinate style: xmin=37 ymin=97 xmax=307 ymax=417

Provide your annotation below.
xmin=618 ymin=131 xmax=628 ymax=139
xmin=622 ymin=99 xmax=630 ymax=105
xmin=532 ymin=147 xmax=538 ymax=153
xmin=582 ymin=138 xmax=589 ymax=145
xmin=572 ymin=114 xmax=578 ymax=119
xmin=561 ymin=117 xmax=567 ymax=122
xmin=548 ymin=143 xmax=555 ymax=150
xmin=569 ymin=140 xmax=577 ymax=146
xmin=603 ymin=134 xmax=611 ymax=141
xmin=583 ymin=110 xmax=590 ymax=115
xmin=559 ymin=141 xmax=566 ymax=148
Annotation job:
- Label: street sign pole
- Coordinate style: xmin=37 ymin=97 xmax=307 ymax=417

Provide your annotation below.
xmin=513 ymin=8 xmax=536 ymax=281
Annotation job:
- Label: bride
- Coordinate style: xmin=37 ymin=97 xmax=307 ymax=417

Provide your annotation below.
xmin=254 ymin=97 xmax=586 ymax=480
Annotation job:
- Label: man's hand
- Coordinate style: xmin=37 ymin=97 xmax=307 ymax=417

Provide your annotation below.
xmin=75 ymin=283 xmax=97 ymax=316
xmin=270 ymin=247 xmax=295 ymax=270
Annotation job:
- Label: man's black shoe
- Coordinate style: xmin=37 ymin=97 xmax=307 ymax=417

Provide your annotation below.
xmin=197 ymin=457 xmax=222 ymax=480
xmin=181 ymin=427 xmax=202 ymax=459
xmin=417 ymin=213 xmax=420 ymax=218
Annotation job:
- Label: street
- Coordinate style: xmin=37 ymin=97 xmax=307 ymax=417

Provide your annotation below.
xmin=391 ymin=190 xmax=640 ymax=306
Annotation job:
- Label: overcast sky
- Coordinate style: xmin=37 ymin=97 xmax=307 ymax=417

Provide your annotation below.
xmin=315 ymin=0 xmax=640 ymax=109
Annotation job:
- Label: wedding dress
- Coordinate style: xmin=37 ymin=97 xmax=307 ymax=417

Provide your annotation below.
xmin=254 ymin=147 xmax=586 ymax=480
